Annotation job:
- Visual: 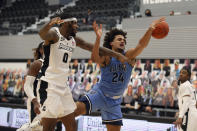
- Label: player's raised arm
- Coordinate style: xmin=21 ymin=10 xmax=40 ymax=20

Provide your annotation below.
xmin=125 ymin=17 xmax=165 ymax=59
xmin=91 ymin=21 xmax=105 ymax=64
xmin=75 ymin=23 xmax=131 ymax=63
xmin=39 ymin=17 xmax=64 ymax=44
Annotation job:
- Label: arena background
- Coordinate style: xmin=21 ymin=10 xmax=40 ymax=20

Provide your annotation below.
xmin=0 ymin=0 xmax=197 ymax=130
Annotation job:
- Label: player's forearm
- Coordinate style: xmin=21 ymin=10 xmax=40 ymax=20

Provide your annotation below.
xmin=138 ymin=27 xmax=154 ymax=48
xmin=75 ymin=37 xmax=93 ymax=51
xmin=91 ymin=37 xmax=101 ymax=62
xmin=24 ymin=75 xmax=36 ymax=101
xmin=76 ymin=37 xmax=125 ymax=60
xmin=39 ymin=23 xmax=52 ymax=40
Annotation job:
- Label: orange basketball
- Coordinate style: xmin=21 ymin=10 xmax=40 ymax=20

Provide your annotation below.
xmin=152 ymin=21 xmax=169 ymax=39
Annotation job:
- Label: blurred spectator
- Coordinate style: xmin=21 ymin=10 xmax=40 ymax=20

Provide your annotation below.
xmin=153 ymin=59 xmax=161 ymax=72
xmin=171 ymin=80 xmax=178 ymax=108
xmin=14 ymin=75 xmax=23 ymax=97
xmin=125 ymin=93 xmax=143 ymax=111
xmin=83 ymin=9 xmax=95 ymax=25
xmin=72 ymin=59 xmax=79 ymax=73
xmin=152 ymin=87 xmax=165 ymax=106
xmin=173 ymin=61 xmax=180 ymax=80
xmin=145 ymin=9 xmax=152 ymax=17
xmin=134 ymin=60 xmax=142 ymax=75
xmin=186 ymin=10 xmax=191 ymax=15
xmin=119 ymin=15 xmax=123 ymax=24
xmin=183 ymin=59 xmax=191 ymax=72
xmin=132 ymin=78 xmax=141 ymax=94
xmin=150 ymin=71 xmax=160 ymax=94
xmin=144 ymin=60 xmax=152 ymax=74
xmin=192 ymin=59 xmax=197 ymax=72
xmin=0 ymin=74 xmax=3 ymax=96
xmin=7 ymin=75 xmax=16 ymax=96
xmin=91 ymin=77 xmax=99 ymax=89
xmin=68 ymin=70 xmax=76 ymax=90
xmin=140 ymin=71 xmax=149 ymax=86
xmin=143 ymin=90 xmax=152 ymax=106
xmin=80 ymin=59 xmax=86 ymax=73
xmin=3 ymin=75 xmax=9 ymax=95
xmin=162 ymin=59 xmax=171 ymax=77
xmin=87 ymin=59 xmax=94 ymax=74
xmin=163 ymin=87 xmax=174 ymax=107
xmin=123 ymin=84 xmax=134 ymax=104
xmin=169 ymin=10 xmax=174 ymax=16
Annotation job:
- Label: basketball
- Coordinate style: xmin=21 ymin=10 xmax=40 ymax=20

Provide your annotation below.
xmin=152 ymin=21 xmax=169 ymax=39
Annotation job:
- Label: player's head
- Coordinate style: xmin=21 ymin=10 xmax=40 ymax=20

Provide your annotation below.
xmin=103 ymin=28 xmax=127 ymax=52
xmin=33 ymin=42 xmax=44 ymax=60
xmin=179 ymin=68 xmax=191 ymax=83
xmin=58 ymin=13 xmax=78 ymax=37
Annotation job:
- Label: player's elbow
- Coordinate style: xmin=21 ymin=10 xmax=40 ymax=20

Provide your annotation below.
xmin=38 ymin=32 xmax=46 ymax=40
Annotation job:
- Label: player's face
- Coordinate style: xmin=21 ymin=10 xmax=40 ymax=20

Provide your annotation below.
xmin=179 ymin=69 xmax=189 ymax=82
xmin=67 ymin=21 xmax=78 ymax=37
xmin=110 ymin=35 xmax=126 ymax=51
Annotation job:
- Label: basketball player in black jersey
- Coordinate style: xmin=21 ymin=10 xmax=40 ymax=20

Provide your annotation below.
xmin=17 ymin=42 xmax=44 ymax=131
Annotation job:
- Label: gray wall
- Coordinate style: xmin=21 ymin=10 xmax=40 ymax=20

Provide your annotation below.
xmin=140 ymin=0 xmax=197 ymax=16
xmin=0 ymin=32 xmax=95 ymax=59
xmin=122 ymin=15 xmax=197 ymax=58
xmin=0 ymin=15 xmax=197 ymax=59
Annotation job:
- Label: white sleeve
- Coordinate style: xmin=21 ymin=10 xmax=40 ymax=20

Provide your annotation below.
xmin=24 ymin=75 xmax=36 ymax=102
xmin=179 ymin=96 xmax=190 ymax=118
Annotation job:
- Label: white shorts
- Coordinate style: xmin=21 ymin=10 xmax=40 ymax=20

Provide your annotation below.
xmin=38 ymin=80 xmax=76 ymax=118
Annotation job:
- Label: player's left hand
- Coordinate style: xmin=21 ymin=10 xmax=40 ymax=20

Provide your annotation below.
xmin=93 ymin=21 xmax=102 ymax=38
xmin=150 ymin=17 xmax=165 ymax=29
xmin=173 ymin=117 xmax=183 ymax=129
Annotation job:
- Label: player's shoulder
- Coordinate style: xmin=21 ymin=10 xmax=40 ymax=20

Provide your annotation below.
xmin=180 ymin=81 xmax=191 ymax=91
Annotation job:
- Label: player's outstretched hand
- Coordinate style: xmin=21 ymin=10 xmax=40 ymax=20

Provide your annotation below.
xmin=93 ymin=21 xmax=102 ymax=38
xmin=150 ymin=17 xmax=165 ymax=29
xmin=49 ymin=17 xmax=64 ymax=26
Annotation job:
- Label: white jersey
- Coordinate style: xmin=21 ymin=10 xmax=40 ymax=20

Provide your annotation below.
xmin=178 ymin=81 xmax=197 ymax=131
xmin=40 ymin=27 xmax=76 ymax=87
xmin=178 ymin=81 xmax=196 ymax=110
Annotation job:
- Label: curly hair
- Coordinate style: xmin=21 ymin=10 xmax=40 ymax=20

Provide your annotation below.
xmin=103 ymin=28 xmax=127 ymax=49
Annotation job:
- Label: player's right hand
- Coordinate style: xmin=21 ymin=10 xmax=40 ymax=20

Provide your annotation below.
xmin=32 ymin=98 xmax=41 ymax=114
xmin=150 ymin=17 xmax=165 ymax=29
xmin=49 ymin=17 xmax=64 ymax=26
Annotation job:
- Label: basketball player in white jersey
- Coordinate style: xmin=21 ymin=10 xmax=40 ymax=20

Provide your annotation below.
xmin=173 ymin=68 xmax=197 ymax=131
xmin=38 ymin=13 xmax=131 ymax=131
xmin=17 ymin=42 xmax=45 ymax=131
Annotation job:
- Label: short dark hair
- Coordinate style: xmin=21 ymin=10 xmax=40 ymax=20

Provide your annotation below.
xmin=103 ymin=28 xmax=127 ymax=49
